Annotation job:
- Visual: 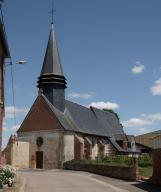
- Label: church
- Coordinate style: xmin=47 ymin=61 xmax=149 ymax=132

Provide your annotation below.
xmin=6 ymin=21 xmax=136 ymax=169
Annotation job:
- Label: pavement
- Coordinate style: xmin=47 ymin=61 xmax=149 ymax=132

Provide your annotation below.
xmin=18 ymin=169 xmax=161 ymax=192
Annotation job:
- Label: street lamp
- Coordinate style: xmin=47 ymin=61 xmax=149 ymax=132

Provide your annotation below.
xmin=16 ymin=60 xmax=27 ymax=65
xmin=4 ymin=59 xmax=27 ymax=67
xmin=1 ymin=59 xmax=27 ymax=108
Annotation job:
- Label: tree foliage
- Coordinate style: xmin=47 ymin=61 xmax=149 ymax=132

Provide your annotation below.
xmin=103 ymin=109 xmax=120 ymax=121
xmin=103 ymin=109 xmax=124 ymax=128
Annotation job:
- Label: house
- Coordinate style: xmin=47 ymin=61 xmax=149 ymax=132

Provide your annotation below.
xmin=135 ymin=143 xmax=151 ymax=154
xmin=5 ymin=21 xmax=136 ymax=169
xmin=0 ymin=16 xmax=10 ymax=151
xmin=135 ymin=130 xmax=161 ymax=148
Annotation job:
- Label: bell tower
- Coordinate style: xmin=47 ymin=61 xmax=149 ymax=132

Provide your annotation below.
xmin=37 ymin=22 xmax=67 ymax=111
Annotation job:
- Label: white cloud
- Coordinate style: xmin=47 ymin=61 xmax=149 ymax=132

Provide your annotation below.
xmin=123 ymin=113 xmax=161 ymax=128
xmin=144 ymin=113 xmax=161 ymax=121
xmin=68 ymin=92 xmax=92 ymax=99
xmin=87 ymin=101 xmax=119 ymax=110
xmin=138 ymin=128 xmax=148 ymax=134
xmin=123 ymin=118 xmax=152 ymax=127
xmin=151 ymin=77 xmax=161 ymax=96
xmin=131 ymin=61 xmax=145 ymax=74
xmin=5 ymin=106 xmax=29 ymax=118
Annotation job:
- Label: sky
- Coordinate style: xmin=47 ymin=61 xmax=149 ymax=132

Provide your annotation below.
xmin=1 ymin=0 xmax=161 ymax=149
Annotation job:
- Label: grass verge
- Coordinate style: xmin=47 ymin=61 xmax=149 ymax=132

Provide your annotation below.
xmin=139 ymin=166 xmax=153 ymax=178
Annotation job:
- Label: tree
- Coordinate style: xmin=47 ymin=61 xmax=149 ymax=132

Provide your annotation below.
xmin=103 ymin=109 xmax=123 ymax=128
xmin=103 ymin=109 xmax=120 ymax=121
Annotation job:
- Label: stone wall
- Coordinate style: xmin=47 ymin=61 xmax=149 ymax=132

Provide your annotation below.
xmin=0 ymin=154 xmax=6 ymax=165
xmin=64 ymin=161 xmax=139 ymax=181
xmin=91 ymin=143 xmax=98 ymax=159
xmin=4 ymin=141 xmax=29 ymax=169
xmin=18 ymin=130 xmax=64 ymax=169
xmin=64 ymin=134 xmax=74 ymax=162
xmin=152 ymin=148 xmax=161 ymax=185
xmin=12 ymin=142 xmax=29 ymax=168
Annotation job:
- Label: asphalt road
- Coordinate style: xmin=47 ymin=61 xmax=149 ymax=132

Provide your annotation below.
xmin=19 ymin=169 xmax=161 ymax=192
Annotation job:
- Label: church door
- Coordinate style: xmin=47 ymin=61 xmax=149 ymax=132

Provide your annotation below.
xmin=36 ymin=151 xmax=43 ymax=169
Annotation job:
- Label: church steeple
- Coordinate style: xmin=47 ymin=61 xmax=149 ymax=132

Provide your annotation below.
xmin=40 ymin=23 xmax=64 ymax=76
xmin=37 ymin=22 xmax=67 ymax=112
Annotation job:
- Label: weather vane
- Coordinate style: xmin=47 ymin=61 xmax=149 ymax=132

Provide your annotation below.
xmin=49 ymin=0 xmax=56 ymax=24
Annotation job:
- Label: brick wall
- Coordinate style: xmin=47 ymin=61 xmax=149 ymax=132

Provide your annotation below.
xmin=18 ymin=96 xmax=63 ymax=133
xmin=0 ymin=42 xmax=5 ymax=151
xmin=74 ymin=137 xmax=84 ymax=159
xmin=152 ymin=149 xmax=161 ymax=185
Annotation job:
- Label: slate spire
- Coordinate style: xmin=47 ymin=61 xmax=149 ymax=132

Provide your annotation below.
xmin=40 ymin=23 xmax=63 ymax=76
xmin=37 ymin=22 xmax=67 ymax=112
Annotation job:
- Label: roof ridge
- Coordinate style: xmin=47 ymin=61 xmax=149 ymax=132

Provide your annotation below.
xmin=136 ymin=129 xmax=161 ymax=137
xmin=65 ymin=99 xmax=90 ymax=110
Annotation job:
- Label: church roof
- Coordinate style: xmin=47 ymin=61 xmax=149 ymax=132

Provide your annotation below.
xmin=17 ymin=95 xmax=134 ymax=153
xmin=40 ymin=23 xmax=63 ymax=76
xmin=65 ymin=100 xmax=124 ymax=137
xmin=42 ymin=95 xmax=124 ymax=137
xmin=114 ymin=134 xmax=126 ymax=141
xmin=41 ymin=95 xmax=129 ymax=152
xmin=43 ymin=95 xmax=78 ymax=132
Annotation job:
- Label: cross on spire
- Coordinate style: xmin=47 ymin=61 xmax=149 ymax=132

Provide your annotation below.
xmin=49 ymin=0 xmax=56 ymax=24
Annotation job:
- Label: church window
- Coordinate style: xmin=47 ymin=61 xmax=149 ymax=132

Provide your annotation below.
xmin=36 ymin=137 xmax=44 ymax=147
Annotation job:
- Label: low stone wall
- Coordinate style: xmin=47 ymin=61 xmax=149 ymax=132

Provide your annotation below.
xmin=152 ymin=149 xmax=161 ymax=186
xmin=3 ymin=141 xmax=29 ymax=169
xmin=64 ymin=161 xmax=139 ymax=181
xmin=0 ymin=155 xmax=6 ymax=165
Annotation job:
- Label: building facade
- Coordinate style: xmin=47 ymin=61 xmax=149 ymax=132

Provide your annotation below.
xmin=10 ymin=22 xmax=137 ymax=169
xmin=0 ymin=18 xmax=10 ymax=150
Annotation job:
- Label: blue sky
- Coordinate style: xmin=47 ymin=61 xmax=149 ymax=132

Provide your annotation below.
xmin=2 ymin=0 xmax=161 ymax=148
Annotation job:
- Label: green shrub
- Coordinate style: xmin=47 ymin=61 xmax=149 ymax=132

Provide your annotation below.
xmin=64 ymin=155 xmax=135 ymax=169
xmin=101 ymin=155 xmax=133 ymax=166
xmin=138 ymin=155 xmax=152 ymax=167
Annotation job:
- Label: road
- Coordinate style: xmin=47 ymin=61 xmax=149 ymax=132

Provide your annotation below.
xmin=19 ymin=169 xmax=161 ymax=192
